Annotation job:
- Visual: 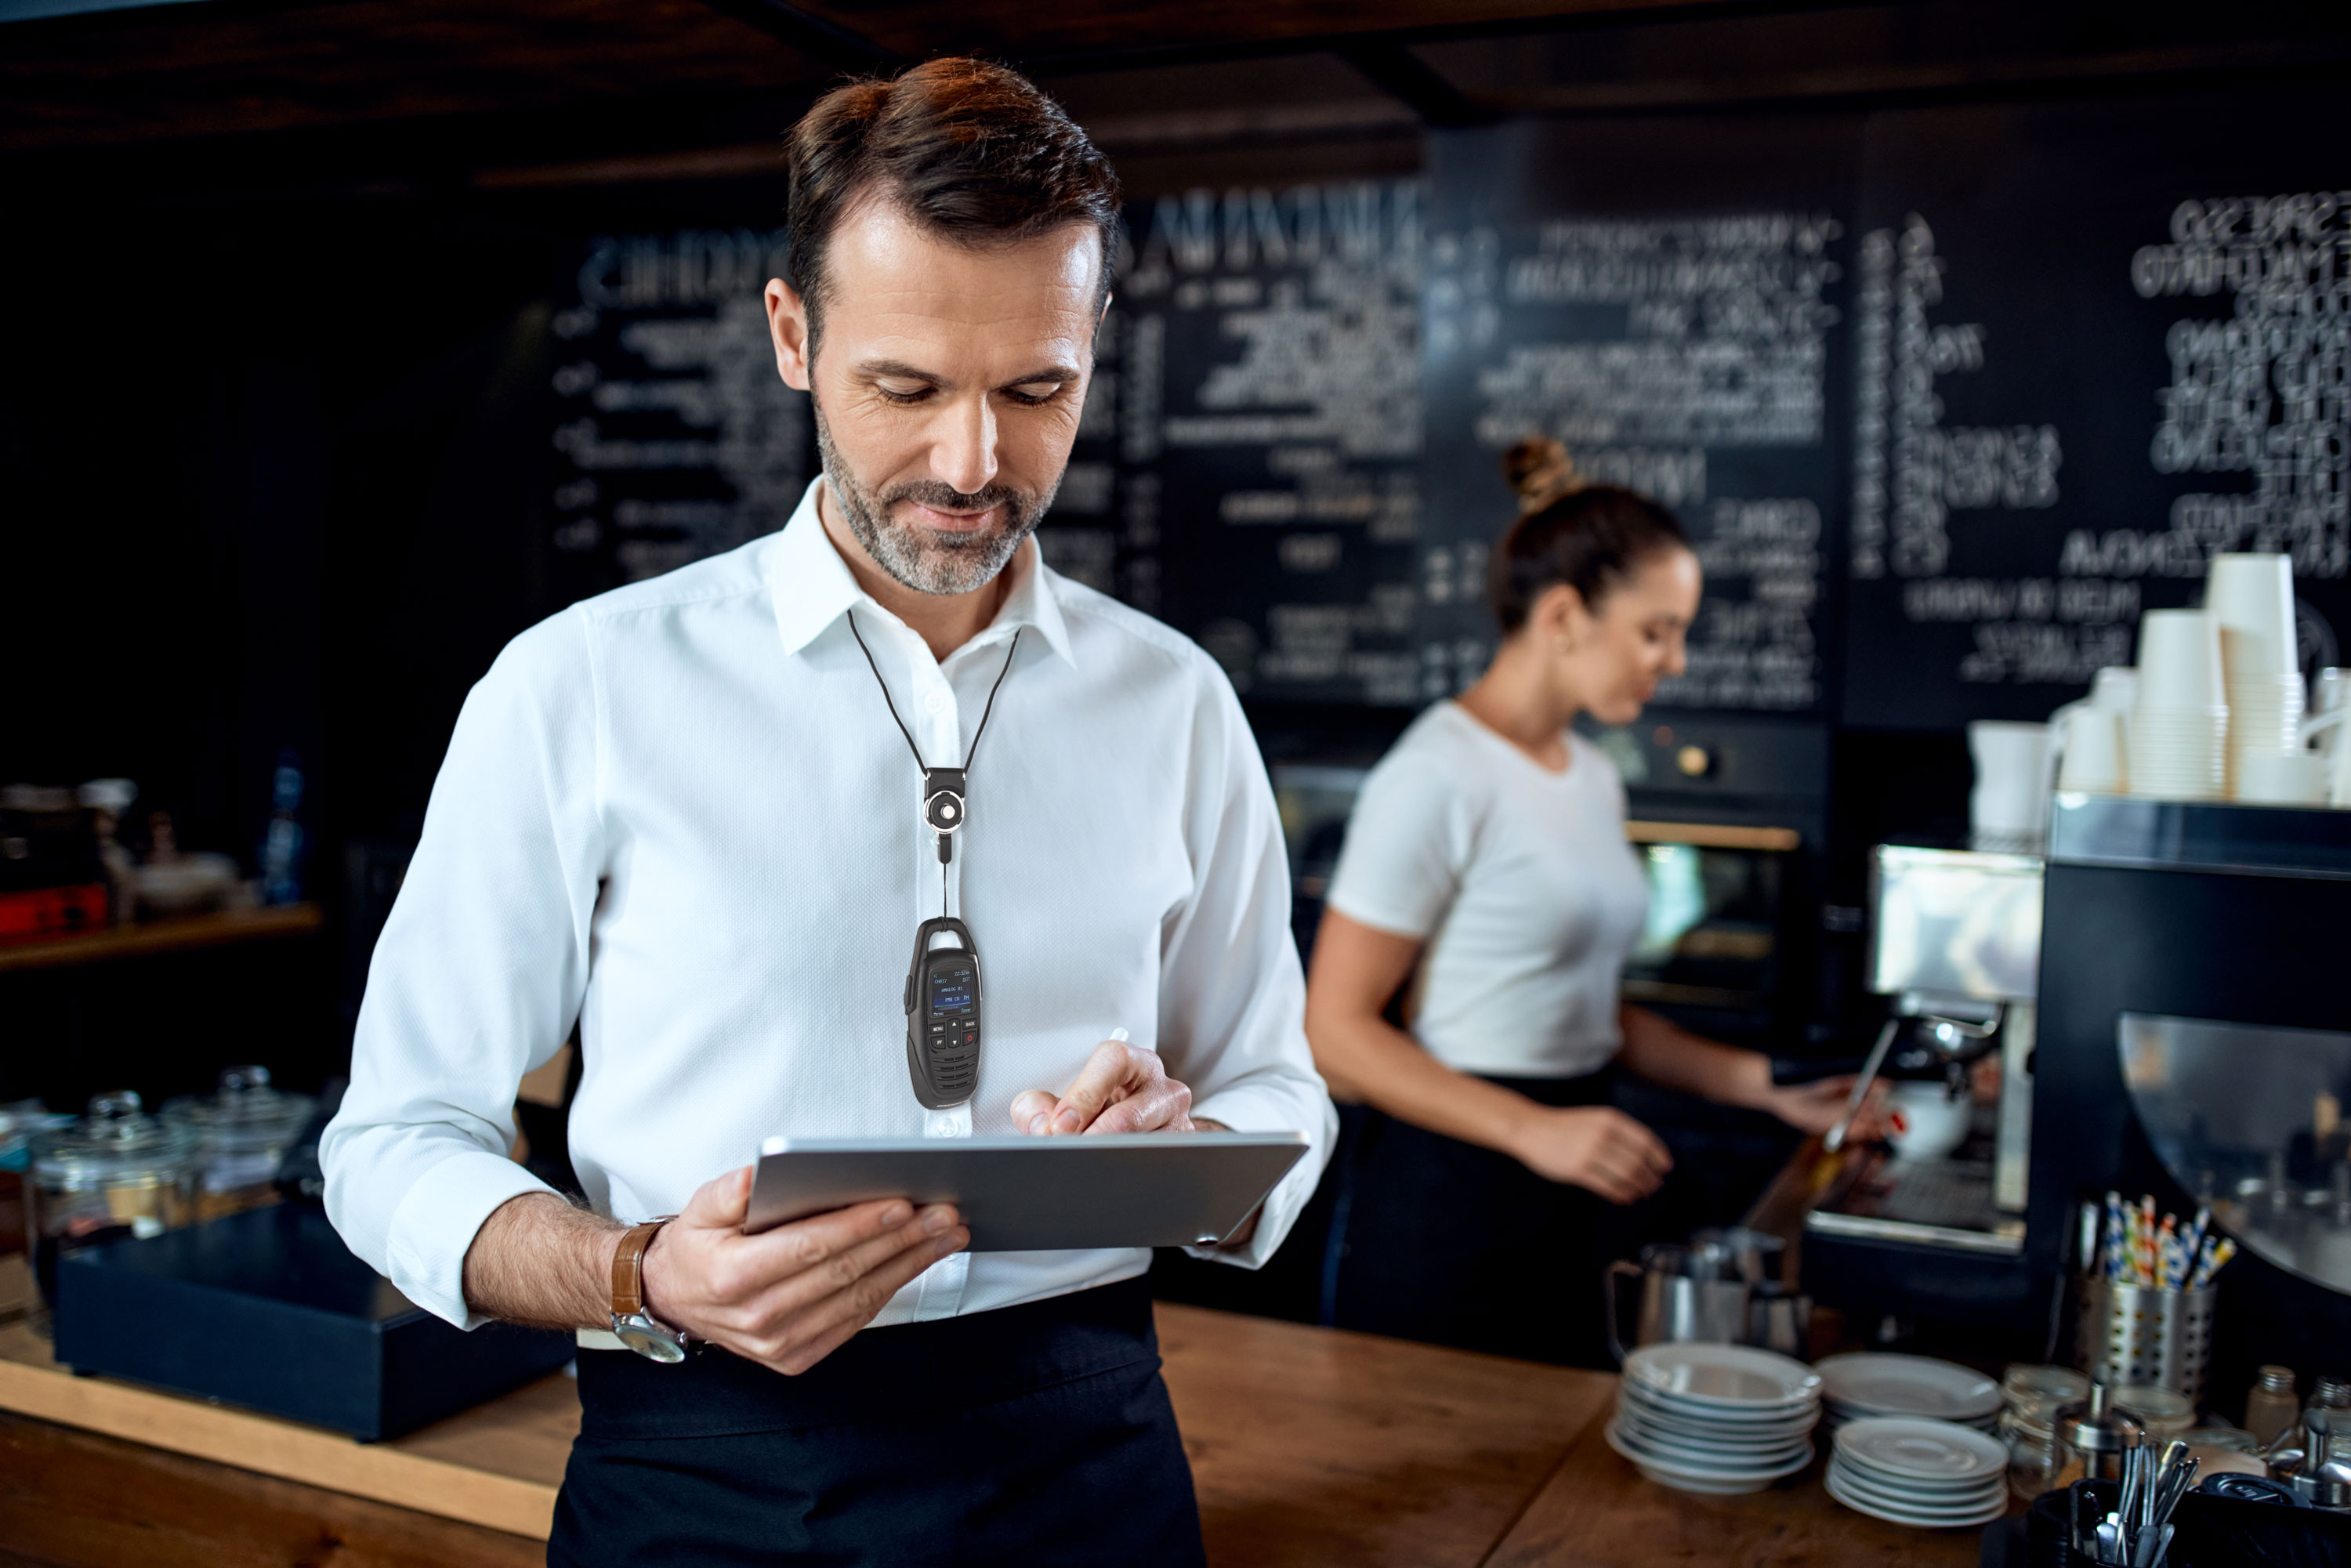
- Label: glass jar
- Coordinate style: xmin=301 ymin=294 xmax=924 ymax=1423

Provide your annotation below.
xmin=163 ymin=1065 xmax=313 ymax=1220
xmin=2116 ymin=1382 xmax=2197 ymax=1443
xmin=2001 ymin=1364 xmax=2092 ymax=1500
xmin=27 ymin=1091 xmax=200 ymax=1306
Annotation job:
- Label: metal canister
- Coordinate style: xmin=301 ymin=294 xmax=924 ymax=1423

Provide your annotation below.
xmin=163 ymin=1065 xmax=313 ymax=1219
xmin=27 ymin=1091 xmax=200 ymax=1306
xmin=2057 ymin=1381 xmax=2144 ymax=1484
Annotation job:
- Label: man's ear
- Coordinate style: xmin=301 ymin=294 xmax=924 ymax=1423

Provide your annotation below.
xmin=766 ymin=278 xmax=813 ymax=391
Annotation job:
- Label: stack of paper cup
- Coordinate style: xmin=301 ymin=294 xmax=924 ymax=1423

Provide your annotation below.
xmin=2058 ymin=705 xmax=2128 ymax=793
xmin=2049 ymin=665 xmax=2139 ymax=795
xmin=2208 ymin=553 xmax=2304 ymax=797
xmin=2129 ymin=610 xmax=2228 ymax=800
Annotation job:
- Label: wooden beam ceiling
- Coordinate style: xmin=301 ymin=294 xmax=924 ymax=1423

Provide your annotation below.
xmin=0 ymin=0 xmax=839 ymax=152
xmin=0 ymin=0 xmax=1737 ymax=156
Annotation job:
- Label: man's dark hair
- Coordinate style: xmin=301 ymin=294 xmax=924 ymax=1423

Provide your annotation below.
xmin=784 ymin=57 xmax=1122 ymax=344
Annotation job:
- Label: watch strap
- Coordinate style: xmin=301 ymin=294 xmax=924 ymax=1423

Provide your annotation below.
xmin=610 ymin=1217 xmax=675 ymax=1320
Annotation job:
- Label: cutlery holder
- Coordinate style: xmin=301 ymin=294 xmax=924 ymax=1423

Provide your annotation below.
xmin=2077 ymin=1277 xmax=2214 ymax=1407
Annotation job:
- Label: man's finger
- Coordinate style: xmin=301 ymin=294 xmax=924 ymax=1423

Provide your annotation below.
xmin=680 ymin=1165 xmax=755 ymax=1229
xmin=1084 ymin=1076 xmax=1187 ymax=1135
xmin=730 ymin=1197 xmax=921 ymax=1278
xmin=1050 ymin=1042 xmax=1142 ymax=1134
xmin=741 ymin=1206 xmax=958 ymax=1324
xmin=1009 ymin=1088 xmax=1057 ymax=1135
xmin=765 ymin=1226 xmax=968 ymax=1375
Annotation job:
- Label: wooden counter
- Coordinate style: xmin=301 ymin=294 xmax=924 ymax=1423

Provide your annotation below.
xmin=0 ymin=1274 xmax=1987 ymax=1568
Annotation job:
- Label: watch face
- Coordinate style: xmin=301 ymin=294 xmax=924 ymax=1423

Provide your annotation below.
xmin=614 ymin=1319 xmax=687 ymax=1363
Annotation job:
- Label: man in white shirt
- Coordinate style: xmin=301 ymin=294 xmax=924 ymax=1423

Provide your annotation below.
xmin=321 ymin=56 xmax=1331 ymax=1568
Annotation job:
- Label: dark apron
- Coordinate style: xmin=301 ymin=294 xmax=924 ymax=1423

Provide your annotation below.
xmin=1327 ymin=1069 xmax=1617 ymax=1367
xmin=549 ymin=1275 xmax=1204 ymax=1568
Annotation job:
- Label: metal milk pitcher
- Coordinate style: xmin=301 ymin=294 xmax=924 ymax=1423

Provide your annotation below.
xmin=1605 ymin=1243 xmax=1752 ymax=1364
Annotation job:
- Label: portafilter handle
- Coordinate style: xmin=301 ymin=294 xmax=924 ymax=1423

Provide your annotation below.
xmin=1824 ymin=1017 xmax=1900 ymax=1153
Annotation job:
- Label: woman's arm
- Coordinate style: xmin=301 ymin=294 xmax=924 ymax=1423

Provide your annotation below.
xmin=1615 ymin=1005 xmax=1878 ymax=1137
xmin=1305 ymin=909 xmax=1672 ymax=1204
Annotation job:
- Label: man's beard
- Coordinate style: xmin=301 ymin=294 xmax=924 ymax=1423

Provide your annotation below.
xmin=814 ymin=401 xmax=1057 ymax=597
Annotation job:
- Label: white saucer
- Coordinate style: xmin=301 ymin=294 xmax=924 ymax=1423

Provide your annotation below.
xmin=1618 ymin=1388 xmax=1817 ymax=1441
xmin=1624 ymin=1344 xmax=1823 ymax=1411
xmin=1834 ymin=1418 xmax=2009 ymax=1486
xmin=1607 ymin=1420 xmax=1815 ymax=1494
xmin=1826 ymin=1465 xmax=2007 ymax=1528
xmin=1612 ymin=1410 xmax=1814 ymax=1469
xmin=1814 ymin=1354 xmax=2001 ymax=1423
xmin=1827 ymin=1456 xmax=2005 ymax=1511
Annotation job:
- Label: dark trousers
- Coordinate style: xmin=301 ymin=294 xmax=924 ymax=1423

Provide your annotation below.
xmin=1328 ymin=1070 xmax=1616 ymax=1367
xmin=549 ymin=1276 xmax=1204 ymax=1568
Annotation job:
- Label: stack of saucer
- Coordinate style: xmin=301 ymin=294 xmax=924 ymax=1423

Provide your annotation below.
xmin=2129 ymin=609 xmax=2229 ymax=801
xmin=1814 ymin=1353 xmax=2001 ymax=1435
xmin=1826 ymin=1417 xmax=2010 ymax=1528
xmin=1607 ymin=1342 xmax=1822 ymax=1495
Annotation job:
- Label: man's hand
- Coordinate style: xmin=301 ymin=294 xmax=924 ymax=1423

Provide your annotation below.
xmin=639 ymin=1166 xmax=967 ymax=1375
xmin=1508 ymin=1106 xmax=1674 ymax=1204
xmin=1010 ymin=1040 xmax=1201 ymax=1136
xmin=1010 ymin=1042 xmax=1256 ymax=1243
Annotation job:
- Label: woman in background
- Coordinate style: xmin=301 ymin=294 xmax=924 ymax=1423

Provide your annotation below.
xmin=1306 ymin=440 xmax=1868 ymax=1365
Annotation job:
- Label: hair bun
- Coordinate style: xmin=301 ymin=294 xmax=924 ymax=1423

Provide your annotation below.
xmin=1501 ymin=436 xmax=1579 ymax=514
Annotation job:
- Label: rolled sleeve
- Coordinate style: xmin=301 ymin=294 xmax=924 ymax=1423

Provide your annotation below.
xmin=321 ymin=610 xmax=604 ymax=1329
xmin=1157 ymin=660 xmax=1337 ymax=1270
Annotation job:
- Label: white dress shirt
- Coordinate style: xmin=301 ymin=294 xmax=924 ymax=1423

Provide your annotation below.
xmin=322 ymin=476 xmax=1334 ymax=1334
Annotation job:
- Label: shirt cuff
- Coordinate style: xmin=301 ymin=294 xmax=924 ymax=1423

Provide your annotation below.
xmin=385 ymin=1147 xmax=561 ymax=1330
xmin=1185 ymin=1085 xmax=1332 ymax=1271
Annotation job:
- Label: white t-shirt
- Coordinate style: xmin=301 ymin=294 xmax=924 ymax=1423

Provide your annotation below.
xmin=1325 ymin=701 xmax=1650 ymax=1079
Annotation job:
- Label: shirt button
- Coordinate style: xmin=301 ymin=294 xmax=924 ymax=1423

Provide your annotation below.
xmin=923 ymin=692 xmax=947 ymax=715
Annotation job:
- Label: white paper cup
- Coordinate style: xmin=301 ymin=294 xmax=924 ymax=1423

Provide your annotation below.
xmin=2237 ymin=751 xmax=2331 ymax=806
xmin=2090 ymin=666 xmax=2139 ymax=713
xmin=2208 ymin=553 xmax=2298 ymax=679
xmin=2059 ymin=708 xmax=2127 ymax=793
xmin=2136 ymin=610 xmax=2225 ymax=711
xmin=1969 ymin=721 xmax=2050 ymax=842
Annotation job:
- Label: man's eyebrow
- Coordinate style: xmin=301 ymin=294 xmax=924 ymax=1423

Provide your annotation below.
xmin=855 ymin=358 xmax=945 ymax=384
xmin=999 ymin=364 xmax=1083 ymax=387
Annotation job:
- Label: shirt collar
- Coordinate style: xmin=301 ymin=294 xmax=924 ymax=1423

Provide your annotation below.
xmin=767 ymin=476 xmax=1076 ymax=668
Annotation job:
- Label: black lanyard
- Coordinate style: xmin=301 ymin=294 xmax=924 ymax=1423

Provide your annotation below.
xmin=846 ymin=610 xmax=1022 ymax=1109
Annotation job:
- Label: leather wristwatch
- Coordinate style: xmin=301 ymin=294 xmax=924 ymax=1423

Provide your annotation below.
xmin=609 ymin=1217 xmax=688 ymax=1363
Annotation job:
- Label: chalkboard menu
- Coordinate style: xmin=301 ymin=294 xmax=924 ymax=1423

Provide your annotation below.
xmin=1421 ymin=120 xmax=1857 ymax=714
xmin=1841 ymin=92 xmax=2349 ymax=726
xmin=1428 ymin=94 xmax=2349 ymax=730
xmin=1099 ymin=179 xmax=1427 ymax=704
xmin=545 ymin=228 xmax=814 ymax=605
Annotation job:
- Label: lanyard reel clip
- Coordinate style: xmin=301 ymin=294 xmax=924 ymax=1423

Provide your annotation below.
xmin=922 ymin=767 xmax=966 ymax=863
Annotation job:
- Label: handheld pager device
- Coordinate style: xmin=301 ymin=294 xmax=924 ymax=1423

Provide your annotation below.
xmin=904 ymin=917 xmax=983 ymax=1110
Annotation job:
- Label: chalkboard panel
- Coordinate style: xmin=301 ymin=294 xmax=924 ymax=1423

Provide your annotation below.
xmin=542 ymin=189 xmax=1428 ymax=708
xmin=1112 ymin=180 xmax=1426 ymax=705
xmin=545 ymin=228 xmax=814 ymax=605
xmin=1422 ymin=118 xmax=1860 ymax=715
xmin=1842 ymin=89 xmax=2349 ymax=727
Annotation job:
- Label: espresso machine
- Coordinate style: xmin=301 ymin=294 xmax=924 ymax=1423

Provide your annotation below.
xmin=1802 ymin=842 xmax=2048 ymax=1330
xmin=2027 ymin=795 xmax=2351 ymax=1399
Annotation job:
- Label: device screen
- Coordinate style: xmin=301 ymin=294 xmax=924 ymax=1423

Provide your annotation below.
xmin=930 ymin=965 xmax=976 ymax=1016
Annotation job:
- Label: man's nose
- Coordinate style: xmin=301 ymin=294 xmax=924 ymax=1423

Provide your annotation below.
xmin=1664 ymin=636 xmax=1689 ymax=678
xmin=932 ymin=394 xmax=1000 ymax=498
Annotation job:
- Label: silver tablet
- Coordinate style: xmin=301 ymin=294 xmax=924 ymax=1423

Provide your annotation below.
xmin=744 ymin=1132 xmax=1311 ymax=1251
